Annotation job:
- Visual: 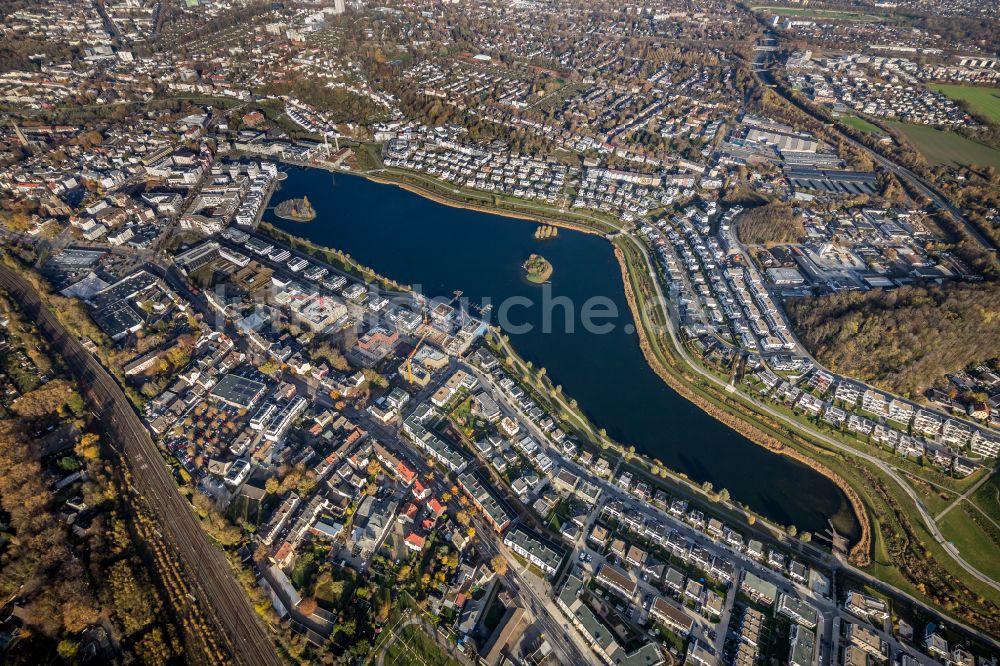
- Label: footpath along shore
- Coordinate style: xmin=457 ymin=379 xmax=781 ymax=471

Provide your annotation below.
xmin=273 ymin=157 xmax=872 ymax=551
xmin=612 ymin=244 xmax=872 ymax=564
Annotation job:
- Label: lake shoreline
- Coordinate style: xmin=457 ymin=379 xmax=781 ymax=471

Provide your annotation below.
xmin=263 ymin=162 xmax=861 ymax=540
xmin=356 ymin=166 xmax=864 ymax=544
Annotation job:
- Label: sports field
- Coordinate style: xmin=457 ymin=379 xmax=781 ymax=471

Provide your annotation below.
xmin=887 ymin=121 xmax=1000 ymax=169
xmin=930 ymin=84 xmax=1000 ymax=124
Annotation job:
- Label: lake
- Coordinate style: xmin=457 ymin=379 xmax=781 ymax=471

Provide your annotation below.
xmin=265 ymin=166 xmax=860 ymax=540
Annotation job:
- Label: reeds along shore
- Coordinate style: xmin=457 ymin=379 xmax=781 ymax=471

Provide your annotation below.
xmin=613 ymin=246 xmax=872 ymax=564
xmin=328 ymin=166 xmax=872 ymax=559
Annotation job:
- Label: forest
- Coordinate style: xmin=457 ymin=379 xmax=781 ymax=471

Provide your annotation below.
xmin=0 ymin=293 xmax=185 ymax=663
xmin=786 ymin=281 xmax=1000 ymax=399
xmin=735 ymin=202 xmax=805 ymax=245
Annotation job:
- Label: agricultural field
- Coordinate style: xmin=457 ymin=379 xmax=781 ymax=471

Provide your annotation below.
xmin=887 ymin=121 xmax=1000 ymax=169
xmin=839 ymin=115 xmax=882 ymax=135
xmin=930 ymin=85 xmax=1000 ymax=124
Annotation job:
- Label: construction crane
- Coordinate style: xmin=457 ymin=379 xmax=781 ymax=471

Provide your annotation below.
xmin=405 ymin=290 xmax=462 ymax=383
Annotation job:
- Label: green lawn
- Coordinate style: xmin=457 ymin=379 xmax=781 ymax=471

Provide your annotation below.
xmin=381 ymin=623 xmax=462 ymax=666
xmin=938 ymin=501 xmax=1000 ymax=582
xmin=839 ymin=115 xmax=882 ymax=135
xmin=930 ymin=85 xmax=1000 ymax=124
xmin=971 ymin=473 xmax=1000 ymax=520
xmin=887 ymin=121 xmax=1000 ymax=169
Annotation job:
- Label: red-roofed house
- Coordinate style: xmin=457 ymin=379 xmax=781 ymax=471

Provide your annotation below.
xmin=427 ymin=497 xmax=445 ymax=518
xmin=399 ymin=502 xmax=418 ymax=523
xmin=404 ymin=533 xmax=426 ymax=551
xmin=396 ymin=462 xmax=416 ymax=486
xmin=412 ymin=479 xmax=430 ymax=500
xmin=270 ymin=540 xmax=296 ymax=570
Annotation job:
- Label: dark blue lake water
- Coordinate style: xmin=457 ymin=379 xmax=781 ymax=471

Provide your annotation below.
xmin=265 ymin=166 xmax=860 ymax=540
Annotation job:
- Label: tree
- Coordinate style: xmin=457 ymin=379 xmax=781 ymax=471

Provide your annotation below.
xmin=57 ymin=640 xmax=78 ymax=660
xmin=75 ymin=433 xmax=101 ymax=460
xmin=787 ymin=525 xmax=798 ymax=538
xmin=297 ymin=598 xmax=318 ymax=615
xmin=717 ymin=488 xmax=730 ymax=503
xmin=259 ymin=359 xmax=281 ymax=376
xmin=11 ymin=379 xmax=76 ymax=418
xmin=747 ymin=515 xmax=756 ymax=526
xmin=489 ymin=554 xmax=508 ymax=576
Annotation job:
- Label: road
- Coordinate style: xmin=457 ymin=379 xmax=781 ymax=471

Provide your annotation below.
xmin=0 ymin=266 xmax=281 ymax=666
xmin=618 ymin=230 xmax=1000 ymax=596
xmin=751 ymin=38 xmax=996 ymax=255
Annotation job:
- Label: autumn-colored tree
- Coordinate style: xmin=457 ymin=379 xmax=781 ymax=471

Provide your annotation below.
xmin=75 ymin=433 xmax=101 ymax=459
xmin=297 ymin=598 xmax=318 ymax=615
xmin=11 ymin=379 xmax=76 ymax=418
xmin=489 ymin=554 xmax=508 ymax=576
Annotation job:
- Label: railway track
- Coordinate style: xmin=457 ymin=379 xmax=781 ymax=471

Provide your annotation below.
xmin=0 ymin=266 xmax=281 ymax=666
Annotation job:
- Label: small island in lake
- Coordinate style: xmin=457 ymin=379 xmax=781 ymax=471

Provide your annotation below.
xmin=274 ymin=195 xmax=316 ymax=222
xmin=522 ymin=253 xmax=553 ymax=283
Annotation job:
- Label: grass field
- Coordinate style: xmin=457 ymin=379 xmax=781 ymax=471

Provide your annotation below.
xmin=381 ymin=623 xmax=462 ymax=666
xmin=752 ymin=6 xmax=885 ymax=20
xmin=839 ymin=115 xmax=882 ymax=134
xmin=930 ymin=85 xmax=1000 ymax=124
xmin=971 ymin=473 xmax=1000 ymax=519
xmin=938 ymin=501 xmax=1000 ymax=582
xmin=887 ymin=121 xmax=1000 ymax=169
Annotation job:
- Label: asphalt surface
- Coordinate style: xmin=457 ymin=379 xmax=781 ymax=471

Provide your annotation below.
xmin=615 ymin=231 xmax=1000 ymax=635
xmin=0 ymin=266 xmax=281 ymax=666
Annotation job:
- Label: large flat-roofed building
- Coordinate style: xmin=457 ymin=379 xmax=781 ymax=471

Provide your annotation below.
xmin=557 ymin=575 xmax=664 ymax=666
xmin=288 ymin=292 xmax=348 ymax=333
xmin=649 ymin=597 xmax=693 ymax=637
xmin=595 ymin=562 xmax=638 ymax=601
xmin=788 ymin=624 xmax=816 ymax=666
xmin=350 ymin=325 xmax=400 ymax=366
xmin=402 ymin=409 xmax=471 ymax=472
xmin=845 ymin=621 xmax=889 ymax=661
xmin=210 ymin=373 xmax=267 ymax=409
xmin=503 ymin=526 xmax=565 ymax=578
xmin=174 ymin=241 xmax=221 ymax=271
xmin=93 ymin=299 xmax=144 ymax=341
xmin=93 ymin=271 xmax=161 ymax=307
xmin=741 ymin=571 xmax=778 ymax=606
xmin=778 ymin=593 xmax=818 ymax=629
xmin=458 ymin=469 xmax=515 ymax=533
